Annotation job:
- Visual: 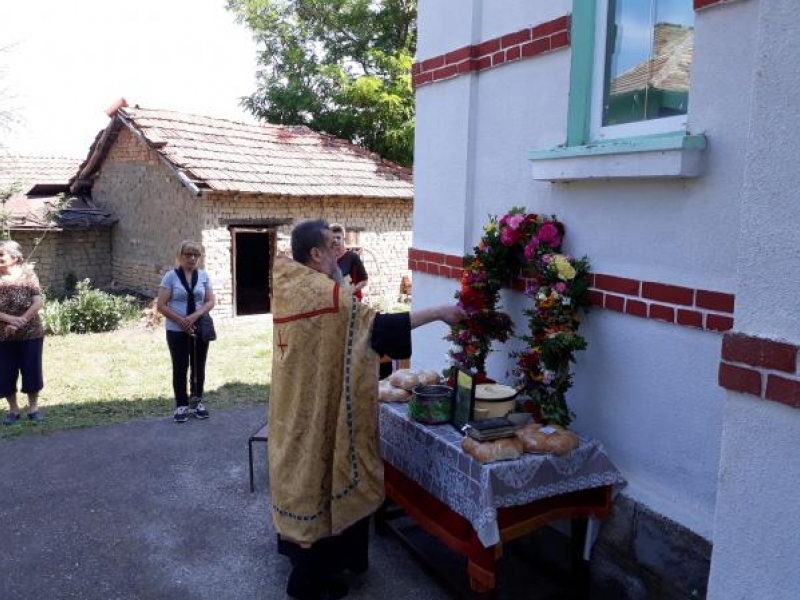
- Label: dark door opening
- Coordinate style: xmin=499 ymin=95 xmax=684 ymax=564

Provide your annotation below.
xmin=233 ymin=229 xmax=274 ymax=315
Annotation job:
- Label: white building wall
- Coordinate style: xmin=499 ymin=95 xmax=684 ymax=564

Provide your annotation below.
xmin=476 ymin=0 xmax=570 ymax=43
xmin=707 ymin=0 xmax=800 ymax=597
xmin=412 ymin=75 xmax=475 ymax=255
xmin=413 ymin=0 xmax=763 ymax=546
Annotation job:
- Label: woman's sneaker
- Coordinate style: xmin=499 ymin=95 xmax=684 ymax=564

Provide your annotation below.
xmin=173 ymin=406 xmax=189 ymax=423
xmin=189 ymin=398 xmax=210 ymax=419
xmin=26 ymin=411 xmax=44 ymax=423
xmin=2 ymin=412 xmax=21 ymax=426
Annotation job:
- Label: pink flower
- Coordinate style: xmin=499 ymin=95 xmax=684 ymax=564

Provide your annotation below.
xmin=506 ymin=214 xmax=524 ymax=230
xmin=523 ymin=237 xmax=539 ymax=259
xmin=500 ymin=214 xmax=526 ymax=246
xmin=538 ymin=222 xmax=561 ymax=249
xmin=500 ymin=228 xmax=517 ymax=246
xmin=499 ymin=213 xmax=523 ymax=229
xmin=554 ymin=282 xmax=567 ymax=293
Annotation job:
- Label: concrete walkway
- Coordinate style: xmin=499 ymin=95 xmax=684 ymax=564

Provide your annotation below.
xmin=0 ymin=406 xmax=462 ymax=600
xmin=0 ymin=405 xmax=580 ymax=600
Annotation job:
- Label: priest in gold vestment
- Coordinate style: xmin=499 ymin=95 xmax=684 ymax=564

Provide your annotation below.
xmin=269 ymin=220 xmax=465 ymax=600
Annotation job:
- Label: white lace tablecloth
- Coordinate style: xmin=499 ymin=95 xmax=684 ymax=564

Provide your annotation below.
xmin=378 ymin=402 xmax=627 ymax=547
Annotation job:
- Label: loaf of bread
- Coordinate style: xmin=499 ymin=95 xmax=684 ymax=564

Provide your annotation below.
xmin=388 ymin=369 xmax=420 ymax=390
xmin=461 ymin=436 xmax=523 ymax=464
xmin=417 ymin=369 xmax=441 ymax=386
xmin=515 ymin=423 xmax=579 ymax=456
xmin=378 ymin=380 xmax=412 ymax=402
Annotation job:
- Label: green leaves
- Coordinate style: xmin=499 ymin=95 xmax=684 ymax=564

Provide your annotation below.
xmin=41 ymin=280 xmax=142 ymax=335
xmin=227 ymin=0 xmax=416 ymax=165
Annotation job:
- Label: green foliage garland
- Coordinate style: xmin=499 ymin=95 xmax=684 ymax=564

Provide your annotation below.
xmin=446 ymin=208 xmax=591 ymax=426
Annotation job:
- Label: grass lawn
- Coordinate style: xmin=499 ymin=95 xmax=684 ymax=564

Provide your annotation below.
xmin=0 ymin=316 xmax=272 ymax=439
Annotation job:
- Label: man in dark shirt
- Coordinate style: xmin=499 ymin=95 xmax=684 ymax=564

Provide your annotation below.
xmin=330 ymin=223 xmax=368 ymax=301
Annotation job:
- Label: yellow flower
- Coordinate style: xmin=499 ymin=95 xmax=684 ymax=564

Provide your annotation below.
xmin=553 ymin=255 xmax=576 ymax=281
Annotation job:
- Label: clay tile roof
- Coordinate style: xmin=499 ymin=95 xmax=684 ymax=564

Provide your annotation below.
xmin=0 ymin=155 xmax=83 ymax=193
xmin=84 ymin=106 xmax=413 ymax=199
xmin=0 ymin=155 xmax=116 ymax=230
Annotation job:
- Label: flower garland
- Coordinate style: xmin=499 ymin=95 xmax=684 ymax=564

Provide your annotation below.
xmin=446 ymin=207 xmax=591 ymax=426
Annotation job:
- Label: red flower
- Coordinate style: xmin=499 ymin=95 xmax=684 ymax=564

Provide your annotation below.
xmin=459 ymin=287 xmax=487 ymax=310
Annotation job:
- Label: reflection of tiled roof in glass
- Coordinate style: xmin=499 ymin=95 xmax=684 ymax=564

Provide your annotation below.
xmin=610 ymin=23 xmax=693 ymax=95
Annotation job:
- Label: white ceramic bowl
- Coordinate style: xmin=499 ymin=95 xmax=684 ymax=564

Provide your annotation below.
xmin=473 ymin=384 xmax=518 ymax=419
xmin=473 ymin=398 xmax=516 ymax=419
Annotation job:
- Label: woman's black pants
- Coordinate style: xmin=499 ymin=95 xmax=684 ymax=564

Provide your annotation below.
xmin=166 ymin=330 xmax=209 ymax=406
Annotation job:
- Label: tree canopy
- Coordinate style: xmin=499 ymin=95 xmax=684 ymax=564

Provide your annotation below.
xmin=226 ymin=0 xmax=417 ymax=166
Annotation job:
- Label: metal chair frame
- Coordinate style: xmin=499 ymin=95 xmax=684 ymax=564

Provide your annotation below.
xmin=248 ymin=423 xmax=269 ymax=492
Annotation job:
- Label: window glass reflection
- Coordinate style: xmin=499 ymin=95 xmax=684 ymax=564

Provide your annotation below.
xmin=603 ymin=0 xmax=694 ymax=127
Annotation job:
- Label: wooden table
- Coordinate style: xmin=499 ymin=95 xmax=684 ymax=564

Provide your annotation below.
xmin=376 ymin=403 xmax=625 ymax=595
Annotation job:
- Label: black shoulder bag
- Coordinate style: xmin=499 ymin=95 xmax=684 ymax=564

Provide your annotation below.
xmin=175 ymin=268 xmax=216 ymax=342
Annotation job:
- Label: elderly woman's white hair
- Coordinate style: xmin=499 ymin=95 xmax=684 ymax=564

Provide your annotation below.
xmin=0 ymin=240 xmax=25 ymax=263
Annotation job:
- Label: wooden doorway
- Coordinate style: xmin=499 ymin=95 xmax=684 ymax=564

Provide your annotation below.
xmin=232 ymin=228 xmax=275 ymax=315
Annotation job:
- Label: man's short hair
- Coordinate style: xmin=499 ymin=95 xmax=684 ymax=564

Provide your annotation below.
xmin=329 ymin=223 xmax=345 ymax=235
xmin=291 ymin=219 xmax=330 ymax=264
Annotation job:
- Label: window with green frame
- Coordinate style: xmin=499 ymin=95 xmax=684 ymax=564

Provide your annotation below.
xmin=530 ymin=0 xmax=705 ymax=179
xmin=570 ymin=0 xmax=695 ymax=145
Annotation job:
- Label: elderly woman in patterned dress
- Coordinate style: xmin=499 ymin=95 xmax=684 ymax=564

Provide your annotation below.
xmin=0 ymin=240 xmax=45 ymax=425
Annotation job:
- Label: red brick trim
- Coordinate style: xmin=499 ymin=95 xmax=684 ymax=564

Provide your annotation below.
xmin=412 ymin=15 xmax=571 ymax=88
xmin=410 ymin=247 xmax=800 ymax=409
xmin=694 ymin=0 xmax=739 ymax=10
xmin=412 ymin=1 xmax=739 ymax=88
xmin=408 ymin=247 xmax=735 ymax=333
xmin=408 ymin=248 xmax=466 ymax=282
xmin=719 ymin=332 xmax=800 ymax=408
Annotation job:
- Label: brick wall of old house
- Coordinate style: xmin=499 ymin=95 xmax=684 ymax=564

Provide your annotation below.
xmin=10 ymin=228 xmax=113 ymax=293
xmin=204 ymin=194 xmax=412 ymax=316
xmin=90 ymin=127 xmax=203 ymax=296
xmin=89 ymin=127 xmax=413 ymax=317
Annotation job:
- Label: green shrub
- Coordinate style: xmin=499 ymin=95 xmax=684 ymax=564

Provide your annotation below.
xmin=42 ymin=279 xmax=142 ymax=335
xmin=41 ymin=300 xmax=73 ymax=335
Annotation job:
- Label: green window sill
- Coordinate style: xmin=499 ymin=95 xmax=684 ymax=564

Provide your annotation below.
xmin=529 ymin=132 xmax=707 ymax=182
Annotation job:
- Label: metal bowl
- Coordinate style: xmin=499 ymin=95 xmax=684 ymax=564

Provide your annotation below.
xmin=409 ymin=384 xmax=453 ymax=424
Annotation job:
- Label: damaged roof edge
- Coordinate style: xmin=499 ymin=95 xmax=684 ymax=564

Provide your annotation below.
xmin=69 ymin=119 xmax=123 ymax=195
xmin=117 ymin=111 xmax=202 ymax=197
xmin=69 ymin=110 xmax=202 ymax=198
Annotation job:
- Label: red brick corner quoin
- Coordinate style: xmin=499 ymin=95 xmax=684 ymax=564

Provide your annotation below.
xmin=719 ymin=333 xmax=800 ymax=408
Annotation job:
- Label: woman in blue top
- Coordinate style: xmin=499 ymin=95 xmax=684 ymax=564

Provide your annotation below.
xmin=157 ymin=240 xmax=216 ymax=423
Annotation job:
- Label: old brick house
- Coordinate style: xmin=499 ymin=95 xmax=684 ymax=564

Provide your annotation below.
xmin=0 ymin=155 xmax=116 ymax=292
xmin=69 ymin=105 xmax=414 ymax=317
